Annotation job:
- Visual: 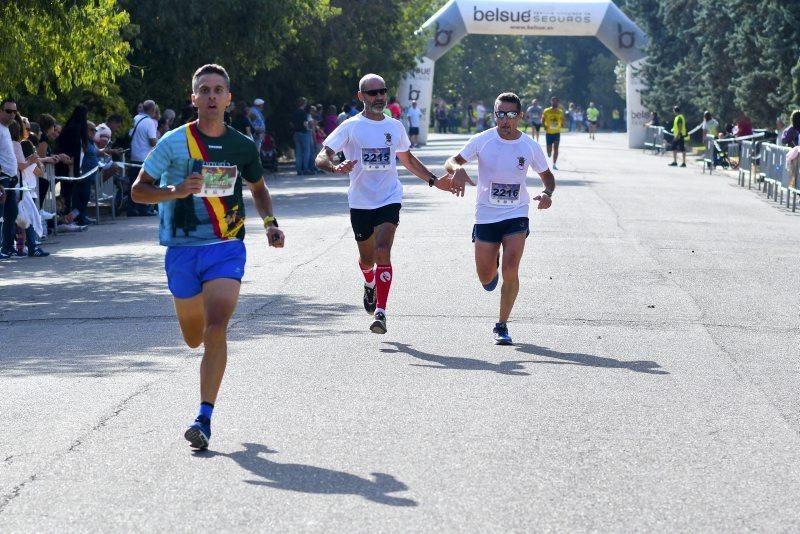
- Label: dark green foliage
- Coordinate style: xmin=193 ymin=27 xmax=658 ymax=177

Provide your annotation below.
xmin=622 ymin=0 xmax=800 ymax=127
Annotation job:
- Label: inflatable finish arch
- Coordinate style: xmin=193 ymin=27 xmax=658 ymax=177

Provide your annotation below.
xmin=397 ymin=0 xmax=648 ymax=148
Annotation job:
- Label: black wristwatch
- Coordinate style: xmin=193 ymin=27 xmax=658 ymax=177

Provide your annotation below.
xmin=429 ymin=177 xmax=436 ymax=187
xmin=542 ymin=189 xmax=554 ymax=197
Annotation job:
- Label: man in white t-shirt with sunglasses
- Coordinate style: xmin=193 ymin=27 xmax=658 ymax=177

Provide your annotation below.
xmin=316 ymin=73 xmax=454 ymax=335
xmin=445 ymin=92 xmax=556 ymax=345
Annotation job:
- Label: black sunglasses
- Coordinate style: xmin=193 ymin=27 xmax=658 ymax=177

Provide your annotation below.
xmin=3 ymin=108 xmax=17 ymax=114
xmin=495 ymin=111 xmax=520 ymax=119
xmin=363 ymin=88 xmax=388 ymax=97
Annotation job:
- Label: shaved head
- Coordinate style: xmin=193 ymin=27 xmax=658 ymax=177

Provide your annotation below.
xmin=359 ymin=73 xmax=385 ymax=91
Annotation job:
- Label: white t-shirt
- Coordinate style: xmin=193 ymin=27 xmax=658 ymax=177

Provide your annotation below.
xmin=458 ymin=128 xmax=549 ymax=224
xmin=130 ymin=112 xmax=157 ymax=162
xmin=406 ymin=107 xmax=422 ymax=128
xmin=476 ymin=104 xmax=487 ymax=119
xmin=0 ymin=124 xmax=17 ymax=177
xmin=15 ymin=142 xmax=38 ymax=198
xmin=323 ymin=114 xmax=411 ymax=209
xmin=702 ymin=118 xmax=719 ymax=137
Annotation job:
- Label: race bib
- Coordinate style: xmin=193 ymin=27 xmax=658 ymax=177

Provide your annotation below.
xmin=195 ymin=163 xmax=237 ymax=197
xmin=489 ymin=182 xmax=521 ymax=206
xmin=550 ymin=120 xmax=559 ymax=130
xmin=361 ymin=147 xmax=391 ymax=171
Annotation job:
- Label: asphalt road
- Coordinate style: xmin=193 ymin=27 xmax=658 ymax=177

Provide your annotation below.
xmin=2 ymin=132 xmax=799 ymax=532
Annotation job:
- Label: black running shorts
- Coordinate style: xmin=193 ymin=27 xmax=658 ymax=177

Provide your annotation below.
xmin=472 ymin=217 xmax=530 ymax=244
xmin=350 ymin=203 xmax=401 ymax=242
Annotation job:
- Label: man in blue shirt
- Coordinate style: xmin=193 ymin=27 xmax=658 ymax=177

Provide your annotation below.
xmin=132 ymin=64 xmax=285 ymax=450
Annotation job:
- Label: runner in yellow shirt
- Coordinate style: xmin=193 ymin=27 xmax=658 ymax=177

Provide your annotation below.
xmin=542 ymin=96 xmax=564 ymax=170
xmin=586 ymin=102 xmax=600 ymax=140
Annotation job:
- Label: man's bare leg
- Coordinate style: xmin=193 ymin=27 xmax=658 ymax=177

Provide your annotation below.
xmin=174 ymin=294 xmax=204 ymax=348
xmin=199 ymin=278 xmax=241 ymax=405
xmin=498 ymin=233 xmax=526 ymax=323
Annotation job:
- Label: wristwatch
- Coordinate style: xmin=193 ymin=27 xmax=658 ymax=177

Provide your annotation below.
xmin=542 ymin=189 xmax=554 ymax=197
xmin=262 ymin=215 xmax=279 ymax=228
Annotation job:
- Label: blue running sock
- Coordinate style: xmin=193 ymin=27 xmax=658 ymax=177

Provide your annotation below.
xmin=482 ymin=272 xmax=499 ymax=291
xmin=198 ymin=402 xmax=214 ymax=420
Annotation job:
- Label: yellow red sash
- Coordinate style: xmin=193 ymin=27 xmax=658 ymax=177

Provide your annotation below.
xmin=186 ymin=122 xmax=244 ymax=239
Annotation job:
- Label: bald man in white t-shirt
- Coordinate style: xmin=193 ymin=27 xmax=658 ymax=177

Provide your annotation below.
xmin=315 ymin=73 xmax=455 ymax=335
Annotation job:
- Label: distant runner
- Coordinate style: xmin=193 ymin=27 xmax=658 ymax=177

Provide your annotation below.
xmin=527 ymin=98 xmax=543 ymax=143
xmin=542 ymin=96 xmax=564 ymax=170
xmin=586 ymin=102 xmax=599 ymax=140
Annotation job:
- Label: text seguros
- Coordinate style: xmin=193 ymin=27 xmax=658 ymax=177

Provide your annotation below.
xmin=472 ymin=6 xmax=592 ymax=24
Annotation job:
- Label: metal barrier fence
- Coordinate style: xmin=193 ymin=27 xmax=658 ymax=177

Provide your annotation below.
xmin=756 ymin=143 xmax=799 ymax=210
xmin=737 ymin=140 xmax=759 ymax=188
xmin=643 ymin=125 xmax=665 ymax=155
xmin=701 ymin=133 xmax=763 ymax=175
xmin=41 ymin=151 xmax=144 ymax=235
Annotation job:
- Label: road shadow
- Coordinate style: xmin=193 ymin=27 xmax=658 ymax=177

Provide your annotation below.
xmin=380 ymin=341 xmax=668 ymax=376
xmin=0 ymin=294 xmax=361 ymax=377
xmin=513 ymin=343 xmax=669 ymax=375
xmin=196 ymin=442 xmax=417 ymax=507
xmin=381 ymin=341 xmax=532 ymax=376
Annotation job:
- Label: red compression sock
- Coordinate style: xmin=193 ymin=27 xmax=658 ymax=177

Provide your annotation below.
xmin=359 ymin=260 xmax=375 ymax=285
xmin=375 ymin=264 xmax=393 ymax=311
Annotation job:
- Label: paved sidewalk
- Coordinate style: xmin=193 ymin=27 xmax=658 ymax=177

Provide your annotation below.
xmin=2 ymin=132 xmax=799 ymax=531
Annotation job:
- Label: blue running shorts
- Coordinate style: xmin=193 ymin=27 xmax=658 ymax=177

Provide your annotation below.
xmin=165 ymin=240 xmax=246 ymax=299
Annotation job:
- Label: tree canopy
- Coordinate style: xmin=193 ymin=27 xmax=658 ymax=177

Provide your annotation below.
xmin=0 ymin=0 xmax=130 ymax=99
xmin=2 ymin=0 xmax=798 ymax=139
xmin=621 ymin=0 xmax=800 ymax=127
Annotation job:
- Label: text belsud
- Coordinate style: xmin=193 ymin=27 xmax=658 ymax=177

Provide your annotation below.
xmin=473 ymin=6 xmax=591 ymax=24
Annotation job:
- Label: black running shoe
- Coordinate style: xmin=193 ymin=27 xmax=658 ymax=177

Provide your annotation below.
xmin=363 ymin=284 xmax=376 ymax=314
xmin=370 ymin=311 xmax=387 ymax=334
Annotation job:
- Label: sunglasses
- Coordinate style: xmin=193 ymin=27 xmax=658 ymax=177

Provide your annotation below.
xmin=363 ymin=88 xmax=388 ymax=97
xmin=3 ymin=108 xmax=17 ymax=114
xmin=495 ymin=111 xmax=520 ymax=119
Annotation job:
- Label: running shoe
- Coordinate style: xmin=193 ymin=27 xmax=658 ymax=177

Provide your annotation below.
xmin=668 ymin=162 xmax=678 ymax=167
xmin=363 ymin=284 xmax=376 ymax=314
xmin=28 ymin=247 xmax=50 ymax=257
xmin=680 ymin=163 xmax=687 ymax=168
xmin=553 ymin=164 xmax=558 ymax=170
xmin=184 ymin=415 xmax=211 ymax=449
xmin=370 ymin=311 xmax=387 ymax=334
xmin=482 ymin=272 xmax=499 ymax=291
xmin=493 ymin=322 xmax=513 ymax=345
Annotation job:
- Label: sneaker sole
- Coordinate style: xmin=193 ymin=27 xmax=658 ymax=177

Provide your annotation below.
xmin=184 ymin=426 xmax=209 ymax=449
xmin=370 ymin=321 xmax=387 ymax=334
xmin=494 ymin=339 xmax=513 ymax=346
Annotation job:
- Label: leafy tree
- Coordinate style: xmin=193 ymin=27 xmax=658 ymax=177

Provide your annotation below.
xmin=0 ymin=0 xmax=131 ymax=119
xmin=243 ymin=0 xmax=437 ymax=148
xmin=623 ymin=0 xmax=800 ymax=128
xmin=118 ymin=0 xmax=337 ymax=111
